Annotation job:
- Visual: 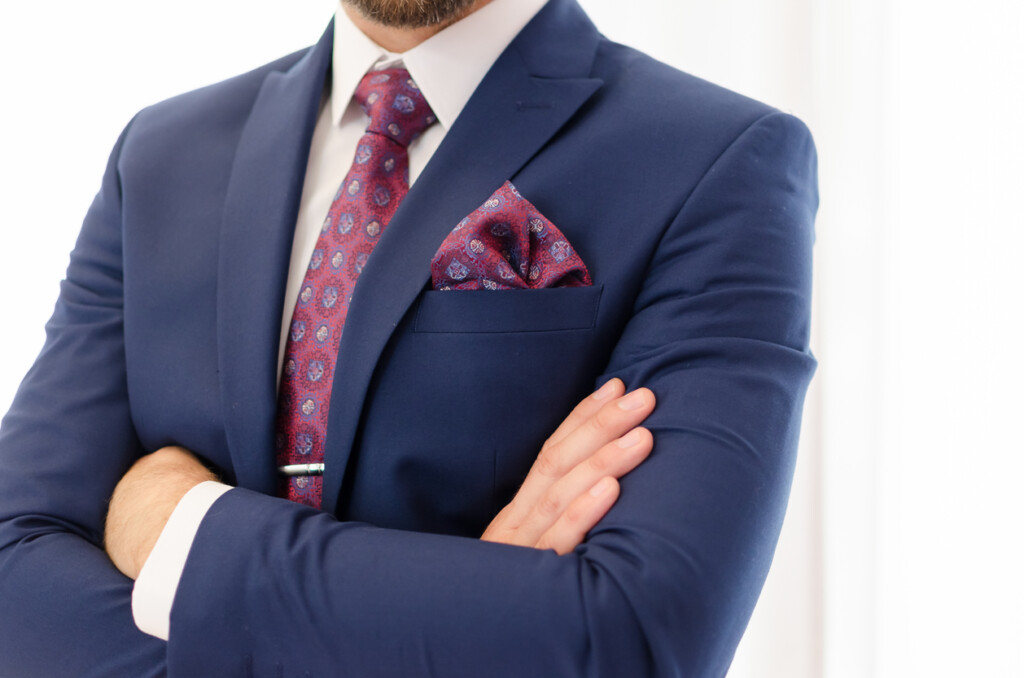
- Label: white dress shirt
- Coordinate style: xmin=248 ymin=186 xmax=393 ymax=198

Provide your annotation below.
xmin=132 ymin=0 xmax=549 ymax=640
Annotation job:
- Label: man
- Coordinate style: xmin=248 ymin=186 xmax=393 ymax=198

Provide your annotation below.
xmin=0 ymin=0 xmax=818 ymax=675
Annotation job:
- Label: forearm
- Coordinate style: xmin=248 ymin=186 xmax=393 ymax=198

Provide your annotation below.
xmin=168 ymin=341 xmax=811 ymax=678
xmin=171 ymin=489 xmax=640 ymax=676
xmin=128 ymin=381 xmax=654 ymax=644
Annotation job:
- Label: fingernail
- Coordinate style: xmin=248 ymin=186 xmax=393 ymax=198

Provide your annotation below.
xmin=590 ymin=477 xmax=614 ymax=497
xmin=617 ymin=389 xmax=648 ymax=411
xmin=591 ymin=379 xmax=618 ymax=401
xmin=616 ymin=429 xmax=643 ymax=449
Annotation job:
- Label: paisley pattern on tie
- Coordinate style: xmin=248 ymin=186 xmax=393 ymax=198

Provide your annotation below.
xmin=431 ymin=181 xmax=592 ymax=290
xmin=276 ymin=69 xmax=436 ymax=508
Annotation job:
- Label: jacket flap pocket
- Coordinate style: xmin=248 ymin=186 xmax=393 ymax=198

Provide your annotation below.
xmin=413 ymin=284 xmax=603 ymax=334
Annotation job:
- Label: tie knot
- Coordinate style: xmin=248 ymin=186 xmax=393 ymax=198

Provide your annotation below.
xmin=355 ymin=69 xmax=436 ymax=148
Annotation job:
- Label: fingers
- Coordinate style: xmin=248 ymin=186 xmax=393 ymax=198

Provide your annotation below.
xmin=536 ymin=477 xmax=620 ymax=555
xmin=507 ymin=387 xmax=655 ymax=526
xmin=528 ymin=426 xmax=652 ymax=526
xmin=480 ymin=383 xmax=656 ymax=554
xmin=515 ymin=425 xmax=652 ymax=549
xmin=542 ymin=379 xmax=624 ymax=451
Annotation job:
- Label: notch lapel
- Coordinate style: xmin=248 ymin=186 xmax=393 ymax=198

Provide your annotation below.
xmin=321 ymin=0 xmax=603 ymax=513
xmin=217 ymin=24 xmax=333 ymax=494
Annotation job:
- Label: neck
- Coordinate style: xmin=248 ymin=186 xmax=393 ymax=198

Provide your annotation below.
xmin=342 ymin=0 xmax=494 ymax=53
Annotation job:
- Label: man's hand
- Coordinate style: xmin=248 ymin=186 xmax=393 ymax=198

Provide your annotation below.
xmin=482 ymin=378 xmax=655 ymax=554
xmin=104 ymin=446 xmax=217 ymax=580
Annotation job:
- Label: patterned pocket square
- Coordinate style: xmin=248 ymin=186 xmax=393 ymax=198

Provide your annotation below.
xmin=430 ymin=181 xmax=592 ymax=291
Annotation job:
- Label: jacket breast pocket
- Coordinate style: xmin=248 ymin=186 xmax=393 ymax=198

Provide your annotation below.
xmin=412 ymin=284 xmax=604 ymax=334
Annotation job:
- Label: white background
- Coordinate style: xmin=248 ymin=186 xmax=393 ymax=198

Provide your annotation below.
xmin=2 ymin=1 xmax=1022 ymax=676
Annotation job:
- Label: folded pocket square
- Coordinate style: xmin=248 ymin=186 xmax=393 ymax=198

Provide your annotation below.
xmin=430 ymin=181 xmax=592 ymax=291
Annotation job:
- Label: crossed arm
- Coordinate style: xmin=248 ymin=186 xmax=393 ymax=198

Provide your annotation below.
xmin=105 ymin=379 xmax=655 ymax=581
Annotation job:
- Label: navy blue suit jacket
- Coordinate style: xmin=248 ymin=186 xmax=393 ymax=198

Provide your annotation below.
xmin=0 ymin=1 xmax=817 ymax=675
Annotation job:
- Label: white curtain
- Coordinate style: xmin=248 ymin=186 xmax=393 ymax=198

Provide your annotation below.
xmin=3 ymin=2 xmax=1022 ymax=676
xmin=0 ymin=0 xmax=339 ymax=410
xmin=581 ymin=1 xmax=1024 ymax=676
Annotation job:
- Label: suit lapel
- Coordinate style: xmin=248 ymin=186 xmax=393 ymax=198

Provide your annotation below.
xmin=321 ymin=0 xmax=603 ymax=513
xmin=217 ymin=24 xmax=333 ymax=494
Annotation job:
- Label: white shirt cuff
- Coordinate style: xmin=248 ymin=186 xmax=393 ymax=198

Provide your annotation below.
xmin=131 ymin=480 xmax=232 ymax=640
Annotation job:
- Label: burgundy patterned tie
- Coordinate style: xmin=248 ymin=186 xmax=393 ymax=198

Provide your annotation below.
xmin=276 ymin=69 xmax=436 ymax=508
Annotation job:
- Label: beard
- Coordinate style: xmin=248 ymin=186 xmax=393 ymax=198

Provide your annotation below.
xmin=343 ymin=0 xmax=480 ymax=28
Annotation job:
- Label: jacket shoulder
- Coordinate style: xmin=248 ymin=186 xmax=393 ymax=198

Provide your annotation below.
xmin=124 ymin=47 xmax=313 ymax=149
xmin=590 ymin=38 xmax=808 ymax=148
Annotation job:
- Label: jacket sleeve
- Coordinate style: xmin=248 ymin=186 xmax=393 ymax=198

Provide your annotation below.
xmin=0 ymin=121 xmax=167 ymax=677
xmin=166 ymin=112 xmax=818 ymax=678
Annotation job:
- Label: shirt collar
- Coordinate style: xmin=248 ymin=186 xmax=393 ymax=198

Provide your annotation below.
xmin=331 ymin=0 xmax=550 ymax=131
